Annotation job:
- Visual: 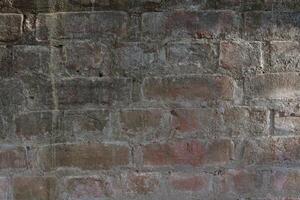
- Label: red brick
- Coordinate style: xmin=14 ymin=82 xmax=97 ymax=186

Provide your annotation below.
xmin=245 ymin=73 xmax=300 ymax=100
xmin=38 ymin=143 xmax=129 ymax=171
xmin=65 ymin=176 xmax=114 ymax=199
xmin=170 ymin=107 xmax=268 ymax=137
xmin=169 ymin=173 xmax=210 ymax=192
xmin=13 ymin=176 xmax=57 ymax=200
xmin=143 ymin=75 xmax=236 ymax=102
xmin=143 ymin=140 xmax=232 ymax=167
xmin=219 ymin=40 xmax=262 ymax=78
xmin=0 ymin=14 xmax=23 ymax=41
xmin=122 ymin=172 xmax=160 ymax=195
xmin=0 ymin=146 xmax=27 ymax=169
xmin=229 ymin=169 xmax=264 ymax=194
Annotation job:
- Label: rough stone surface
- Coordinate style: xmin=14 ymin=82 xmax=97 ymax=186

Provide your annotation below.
xmin=0 ymin=1 xmax=300 ymax=200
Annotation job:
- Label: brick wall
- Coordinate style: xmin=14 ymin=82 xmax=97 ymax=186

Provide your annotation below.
xmin=0 ymin=0 xmax=300 ymax=199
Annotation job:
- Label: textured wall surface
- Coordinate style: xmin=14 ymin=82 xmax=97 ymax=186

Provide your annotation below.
xmin=0 ymin=0 xmax=300 ymax=199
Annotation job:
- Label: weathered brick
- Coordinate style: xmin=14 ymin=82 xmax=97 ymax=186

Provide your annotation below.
xmin=64 ymin=176 xmax=114 ymax=200
xmin=219 ymin=40 xmax=262 ymax=78
xmin=0 ymin=79 xmax=26 ymax=114
xmin=12 ymin=45 xmax=51 ymax=76
xmin=0 ymin=146 xmax=27 ymax=169
xmin=142 ymin=11 xmax=239 ymax=40
xmin=269 ymin=41 xmax=300 ymax=72
xmin=120 ymin=109 xmax=165 ymax=134
xmin=143 ymin=139 xmax=232 ymax=167
xmin=168 ymin=173 xmax=210 ymax=192
xmin=60 ymin=110 xmax=109 ymax=135
xmin=37 ymin=11 xmax=128 ymax=40
xmin=245 ymin=73 xmax=300 ymax=100
xmin=143 ymin=75 xmax=236 ymax=102
xmin=55 ymin=77 xmax=132 ymax=109
xmin=274 ymin=111 xmax=300 ymax=135
xmin=222 ymin=107 xmax=269 ymax=137
xmin=38 ymin=143 xmax=129 ymax=170
xmin=0 ymin=177 xmax=9 ymax=200
xmin=170 ymin=107 xmax=268 ymax=138
xmin=244 ymin=11 xmax=300 ymax=40
xmin=114 ymin=42 xmax=167 ymax=77
xmin=56 ymin=40 xmax=112 ymax=77
xmin=271 ymin=170 xmax=300 ymax=194
xmin=170 ymin=108 xmax=222 ymax=136
xmin=122 ymin=172 xmax=160 ymax=195
xmin=0 ymin=14 xmax=23 ymax=41
xmin=15 ymin=111 xmax=53 ymax=140
xmin=0 ymin=46 xmax=12 ymax=78
xmin=21 ymin=74 xmax=54 ymax=110
xmin=228 ymin=169 xmax=264 ymax=194
xmin=63 ymin=0 xmax=110 ymax=7
xmin=167 ymin=42 xmax=219 ymax=74
xmin=12 ymin=0 xmax=53 ymax=12
xmin=13 ymin=176 xmax=57 ymax=200
xmin=242 ymin=138 xmax=300 ymax=165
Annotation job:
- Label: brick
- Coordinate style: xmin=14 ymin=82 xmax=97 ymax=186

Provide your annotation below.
xmin=0 ymin=14 xmax=23 ymax=41
xmin=12 ymin=45 xmax=51 ymax=76
xmin=269 ymin=41 xmax=300 ymax=72
xmin=0 ymin=46 xmax=12 ymax=78
xmin=0 ymin=79 xmax=25 ymax=114
xmin=55 ymin=77 xmax=132 ymax=109
xmin=56 ymin=40 xmax=112 ymax=77
xmin=63 ymin=0 xmax=110 ymax=7
xmin=274 ymin=111 xmax=300 ymax=135
xmin=244 ymin=11 xmax=300 ymax=40
xmin=143 ymin=139 xmax=232 ymax=167
xmin=38 ymin=143 xmax=129 ymax=170
xmin=0 ymin=146 xmax=27 ymax=169
xmin=122 ymin=172 xmax=160 ymax=195
xmin=170 ymin=107 xmax=267 ymax=137
xmin=13 ymin=176 xmax=57 ymax=200
xmin=37 ymin=11 xmax=128 ymax=40
xmin=0 ymin=177 xmax=9 ymax=200
xmin=15 ymin=111 xmax=53 ymax=139
xmin=60 ymin=110 xmax=110 ymax=135
xmin=114 ymin=42 xmax=167 ymax=77
xmin=21 ymin=74 xmax=54 ymax=110
xmin=170 ymin=108 xmax=222 ymax=135
xmin=245 ymin=73 xmax=300 ymax=100
xmin=271 ymin=170 xmax=300 ymax=194
xmin=168 ymin=173 xmax=210 ymax=192
xmin=229 ymin=169 xmax=264 ymax=194
xmin=219 ymin=40 xmax=262 ymax=78
xmin=167 ymin=42 xmax=219 ymax=74
xmin=143 ymin=75 xmax=236 ymax=102
xmin=222 ymin=107 xmax=269 ymax=137
xmin=142 ymin=11 xmax=239 ymax=40
xmin=12 ymin=0 xmax=53 ymax=12
xmin=64 ymin=176 xmax=114 ymax=199
xmin=120 ymin=109 xmax=164 ymax=134
xmin=242 ymin=138 xmax=300 ymax=165
xmin=242 ymin=0 xmax=300 ymax=11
